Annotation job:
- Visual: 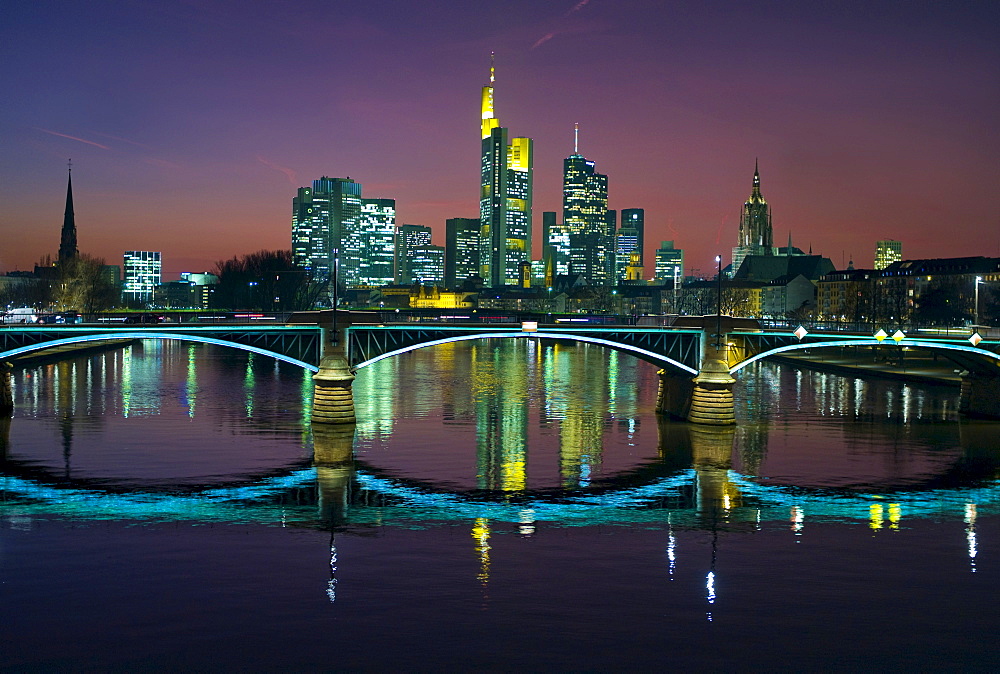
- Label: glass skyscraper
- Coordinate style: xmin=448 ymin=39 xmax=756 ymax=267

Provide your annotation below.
xmin=479 ymin=56 xmax=533 ymax=287
xmin=445 ymin=217 xmax=480 ymax=287
xmin=563 ymin=129 xmax=612 ymax=286
xmin=123 ymin=250 xmax=161 ymax=306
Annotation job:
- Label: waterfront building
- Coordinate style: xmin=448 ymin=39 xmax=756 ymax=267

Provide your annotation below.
xmin=445 ymin=218 xmax=480 ymax=287
xmin=563 ymin=126 xmax=611 ymax=286
xmin=479 ymin=56 xmax=533 ymax=287
xmin=654 ymin=241 xmax=684 ymax=287
xmin=620 ymin=209 xmax=644 ymax=265
xmin=396 ymin=224 xmax=432 ymax=284
xmin=732 ymin=161 xmax=773 ymax=277
xmin=122 ymin=251 xmax=161 ymax=307
xmin=875 ymin=239 xmax=902 ymax=270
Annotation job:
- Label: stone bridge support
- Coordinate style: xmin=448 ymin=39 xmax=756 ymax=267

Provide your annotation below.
xmin=1 ymin=361 xmax=13 ymax=416
xmin=655 ymin=316 xmax=741 ymax=425
xmin=959 ymin=371 xmax=1000 ymax=419
xmin=308 ymin=310 xmax=362 ymax=425
xmin=312 ymin=425 xmax=356 ymax=524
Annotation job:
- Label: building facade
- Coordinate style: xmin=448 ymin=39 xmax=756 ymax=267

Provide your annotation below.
xmin=123 ymin=251 xmax=161 ymax=307
xmin=445 ymin=217 xmax=481 ymax=288
xmin=396 ymin=224 xmax=432 ymax=284
xmin=479 ymin=57 xmax=533 ymax=287
xmin=563 ymin=130 xmax=612 ymax=286
xmin=875 ymin=239 xmax=902 ymax=270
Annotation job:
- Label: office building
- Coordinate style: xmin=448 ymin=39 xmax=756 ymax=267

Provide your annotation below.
xmin=543 ymin=210 xmax=571 ymax=282
xmin=620 ymin=209 xmax=645 ymax=265
xmin=654 ymin=241 xmax=684 ymax=287
xmin=615 ymin=225 xmax=640 ymax=282
xmin=355 ymin=198 xmax=396 ymax=286
xmin=292 ymin=176 xmax=362 ymax=285
xmin=396 ymin=224 xmax=432 ymax=284
xmin=479 ymin=55 xmax=533 ymax=287
xmin=408 ymin=245 xmax=445 ymax=285
xmin=875 ymin=239 xmax=902 ymax=270
xmin=445 ymin=218 xmax=481 ymax=287
xmin=564 ymin=125 xmax=612 ymax=285
xmin=123 ymin=251 xmax=161 ymax=306
xmin=732 ymin=161 xmax=773 ymax=277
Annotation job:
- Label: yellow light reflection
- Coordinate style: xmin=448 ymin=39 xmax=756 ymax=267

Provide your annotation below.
xmin=472 ymin=517 xmax=491 ymax=584
xmin=869 ymin=503 xmax=884 ymax=530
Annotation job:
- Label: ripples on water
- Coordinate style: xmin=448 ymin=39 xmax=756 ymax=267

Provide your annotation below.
xmin=2 ymin=339 xmax=999 ymax=670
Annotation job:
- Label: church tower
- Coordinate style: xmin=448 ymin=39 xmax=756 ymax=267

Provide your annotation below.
xmin=59 ymin=162 xmax=79 ymax=264
xmin=732 ymin=160 xmax=772 ymax=276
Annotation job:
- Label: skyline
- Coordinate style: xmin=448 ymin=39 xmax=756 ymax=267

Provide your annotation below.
xmin=1 ymin=0 xmax=998 ymax=279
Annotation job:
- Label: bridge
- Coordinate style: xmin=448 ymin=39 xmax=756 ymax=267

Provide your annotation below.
xmin=2 ymin=313 xmax=999 ymax=423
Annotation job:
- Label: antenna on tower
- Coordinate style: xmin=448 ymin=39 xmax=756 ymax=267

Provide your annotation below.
xmin=68 ymin=158 xmax=72 ymax=173
xmin=574 ymin=123 xmax=579 ymax=154
xmin=490 ymin=51 xmax=495 ymax=84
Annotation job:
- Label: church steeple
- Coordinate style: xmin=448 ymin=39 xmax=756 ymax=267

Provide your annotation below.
xmin=750 ymin=158 xmax=763 ymax=202
xmin=59 ymin=160 xmax=78 ymax=263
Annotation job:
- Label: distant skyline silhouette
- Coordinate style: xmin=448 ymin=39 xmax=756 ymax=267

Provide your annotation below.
xmin=1 ymin=0 xmax=997 ymax=279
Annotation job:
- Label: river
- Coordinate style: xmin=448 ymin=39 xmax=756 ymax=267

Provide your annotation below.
xmin=2 ymin=339 xmax=998 ymax=670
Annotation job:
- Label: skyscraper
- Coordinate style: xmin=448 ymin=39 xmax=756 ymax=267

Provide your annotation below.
xmin=620 ymin=208 xmax=644 ymax=265
xmin=654 ymin=241 xmax=684 ymax=287
xmin=123 ymin=251 xmax=161 ymax=306
xmin=59 ymin=163 xmax=78 ymax=264
xmin=356 ymin=198 xmax=396 ymax=286
xmin=292 ymin=176 xmax=362 ymax=285
xmin=396 ymin=224 xmax=432 ymax=284
xmin=615 ymin=224 xmax=640 ymax=282
xmin=445 ymin=218 xmax=481 ymax=287
xmin=732 ymin=161 xmax=773 ymax=276
xmin=563 ymin=125 xmax=611 ymax=285
xmin=479 ymin=55 xmax=533 ymax=287
xmin=875 ymin=239 xmax=902 ymax=270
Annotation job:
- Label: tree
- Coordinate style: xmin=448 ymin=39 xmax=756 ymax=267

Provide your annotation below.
xmin=213 ymin=250 xmax=320 ymax=311
xmin=51 ymin=254 xmax=118 ymax=315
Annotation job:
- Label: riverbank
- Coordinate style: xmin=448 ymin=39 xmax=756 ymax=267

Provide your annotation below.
xmin=769 ymin=349 xmax=962 ymax=386
xmin=9 ymin=339 xmax=138 ymax=367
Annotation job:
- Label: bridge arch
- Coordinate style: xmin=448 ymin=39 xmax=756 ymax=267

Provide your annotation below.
xmin=351 ymin=330 xmax=699 ymax=375
xmin=0 ymin=332 xmax=320 ymax=372
xmin=730 ymin=338 xmax=1000 ymax=375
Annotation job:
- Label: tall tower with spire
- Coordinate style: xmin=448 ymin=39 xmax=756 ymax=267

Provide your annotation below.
xmin=732 ymin=160 xmax=773 ymax=276
xmin=479 ymin=54 xmax=533 ymax=287
xmin=59 ymin=161 xmax=79 ymax=264
xmin=563 ymin=124 xmax=612 ymax=285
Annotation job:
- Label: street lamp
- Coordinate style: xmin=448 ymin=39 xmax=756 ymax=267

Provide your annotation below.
xmin=715 ymin=255 xmax=723 ymax=339
xmin=974 ymin=276 xmax=983 ymax=326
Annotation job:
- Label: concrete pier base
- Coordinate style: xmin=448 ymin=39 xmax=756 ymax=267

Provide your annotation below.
xmin=312 ymin=355 xmax=356 ymax=424
xmin=959 ymin=372 xmax=1000 ymax=419
xmin=656 ymin=369 xmax=695 ymax=420
xmin=312 ymin=424 xmax=356 ymax=524
xmin=0 ymin=361 xmax=13 ymax=416
xmin=687 ymin=358 xmax=736 ymax=426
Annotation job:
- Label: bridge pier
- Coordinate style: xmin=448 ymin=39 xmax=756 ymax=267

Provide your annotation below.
xmin=312 ymin=354 xmax=356 ymax=424
xmin=0 ymin=361 xmax=13 ymax=416
xmin=959 ymin=371 xmax=1000 ymax=419
xmin=687 ymin=358 xmax=736 ymax=425
xmin=312 ymin=425 xmax=356 ymax=524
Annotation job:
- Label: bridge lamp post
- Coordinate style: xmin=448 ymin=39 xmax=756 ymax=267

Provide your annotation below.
xmin=715 ymin=255 xmax=723 ymax=341
xmin=974 ymin=276 xmax=983 ymax=326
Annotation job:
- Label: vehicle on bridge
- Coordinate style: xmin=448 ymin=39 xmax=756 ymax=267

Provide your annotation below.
xmin=2 ymin=307 xmax=38 ymax=324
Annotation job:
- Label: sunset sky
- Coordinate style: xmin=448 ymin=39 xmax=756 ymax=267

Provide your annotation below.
xmin=1 ymin=0 xmax=998 ymax=279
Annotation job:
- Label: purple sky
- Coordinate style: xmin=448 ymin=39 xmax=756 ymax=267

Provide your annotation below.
xmin=1 ymin=0 xmax=998 ymax=279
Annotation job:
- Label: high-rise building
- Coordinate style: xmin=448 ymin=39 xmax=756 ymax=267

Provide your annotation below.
xmin=563 ymin=125 xmax=612 ymax=285
xmin=123 ymin=251 xmax=161 ymax=306
xmin=732 ymin=161 xmax=773 ymax=276
xmin=479 ymin=55 xmax=533 ymax=287
xmin=542 ymin=210 xmax=571 ymax=282
xmin=654 ymin=241 xmax=684 ymax=287
xmin=408 ymin=245 xmax=445 ymax=285
xmin=445 ymin=218 xmax=480 ymax=287
xmin=620 ymin=208 xmax=644 ymax=265
xmin=59 ymin=164 xmax=78 ymax=264
xmin=615 ymin=225 xmax=640 ymax=282
xmin=356 ymin=198 xmax=396 ymax=286
xmin=396 ymin=224 xmax=432 ymax=284
xmin=292 ymin=176 xmax=362 ymax=285
xmin=875 ymin=239 xmax=902 ymax=270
